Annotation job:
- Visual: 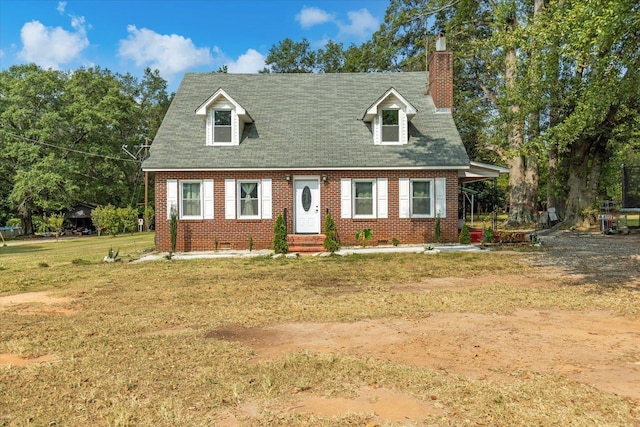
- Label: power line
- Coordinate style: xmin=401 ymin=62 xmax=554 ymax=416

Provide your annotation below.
xmin=1 ymin=129 xmax=140 ymax=163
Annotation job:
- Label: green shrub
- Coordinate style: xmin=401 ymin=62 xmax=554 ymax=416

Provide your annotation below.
xmin=169 ymin=206 xmax=178 ymax=256
xmin=323 ymin=213 xmax=340 ymax=253
xmin=355 ymin=228 xmax=373 ymax=247
xmin=459 ymin=224 xmax=471 ymax=244
xmin=392 ymin=237 xmax=400 ymax=247
xmin=482 ymin=225 xmax=495 ymax=243
xmin=92 ymin=204 xmax=119 ymax=236
xmin=272 ymin=214 xmax=288 ymax=254
xmin=117 ymin=206 xmax=138 ymax=234
xmin=143 ymin=206 xmax=155 ymax=231
xmin=434 ymin=215 xmax=441 ymax=243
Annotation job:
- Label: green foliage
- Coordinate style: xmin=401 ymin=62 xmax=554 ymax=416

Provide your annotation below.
xmin=434 ymin=215 xmax=442 ymax=243
xmin=248 ymin=235 xmax=254 ymax=252
xmin=7 ymin=218 xmax=21 ymax=227
xmin=169 ymin=206 xmax=178 ymax=255
xmin=0 ymin=64 xmax=171 ymax=234
xmin=143 ymin=206 xmax=155 ymax=231
xmin=264 ymin=38 xmax=316 ymax=73
xmin=32 ymin=216 xmax=49 ymax=234
xmin=392 ymin=237 xmax=400 ymax=247
xmin=323 ymin=213 xmax=340 ymax=253
xmin=91 ymin=205 xmax=138 ymax=236
xmin=459 ymin=224 xmax=471 ymax=245
xmin=91 ymin=205 xmax=109 ymax=236
xmin=117 ymin=206 xmax=138 ymax=234
xmin=482 ymin=225 xmax=495 ymax=244
xmin=47 ymin=213 xmax=65 ymax=241
xmin=355 ymin=228 xmax=373 ymax=248
xmin=108 ymin=247 xmax=120 ymax=259
xmin=91 ymin=204 xmax=119 ymax=236
xmin=272 ymin=214 xmax=288 ymax=254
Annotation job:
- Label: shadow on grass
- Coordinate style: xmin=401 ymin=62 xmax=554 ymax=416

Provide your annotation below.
xmin=0 ymin=245 xmax=46 ymax=254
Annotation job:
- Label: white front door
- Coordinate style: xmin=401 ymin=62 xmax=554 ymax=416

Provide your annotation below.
xmin=294 ymin=179 xmax=321 ymax=233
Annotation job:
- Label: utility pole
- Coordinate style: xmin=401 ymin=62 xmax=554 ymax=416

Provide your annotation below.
xmin=143 ymin=138 xmax=150 ymax=232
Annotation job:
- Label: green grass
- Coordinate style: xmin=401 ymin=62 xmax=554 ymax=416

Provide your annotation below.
xmin=1 ymin=234 xmax=638 ymax=426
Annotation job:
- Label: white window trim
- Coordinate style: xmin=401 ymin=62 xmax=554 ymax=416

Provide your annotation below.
xmin=352 ymin=179 xmax=377 ymax=219
xmin=207 ymin=108 xmax=236 ymax=146
xmin=180 ymin=180 xmax=204 ymax=220
xmin=213 ymin=109 xmax=233 ymax=144
xmin=399 ymin=177 xmax=446 ymax=219
xmin=410 ymin=179 xmax=434 ymax=218
xmin=381 ymin=109 xmax=400 ymax=144
xmin=237 ymin=179 xmax=261 ymax=220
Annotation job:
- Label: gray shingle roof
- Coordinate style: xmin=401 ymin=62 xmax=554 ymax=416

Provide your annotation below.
xmin=143 ymin=72 xmax=470 ymax=171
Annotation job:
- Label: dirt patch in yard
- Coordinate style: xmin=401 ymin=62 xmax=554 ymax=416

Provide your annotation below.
xmin=0 ymin=291 xmax=77 ymax=316
xmin=208 ymin=230 xmax=640 ymax=424
xmin=0 ymin=353 xmax=57 ymax=366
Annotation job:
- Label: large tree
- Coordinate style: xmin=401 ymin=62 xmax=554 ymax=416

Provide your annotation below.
xmin=0 ymin=64 xmax=171 ymax=233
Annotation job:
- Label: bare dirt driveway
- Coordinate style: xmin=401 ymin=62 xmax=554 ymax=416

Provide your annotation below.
xmin=208 ymin=230 xmax=640 ymax=425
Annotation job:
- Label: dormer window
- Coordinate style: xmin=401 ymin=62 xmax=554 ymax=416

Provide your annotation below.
xmin=214 ymin=110 xmax=232 ymax=143
xmin=195 ymin=88 xmax=253 ymax=147
xmin=363 ymin=88 xmax=417 ymax=146
xmin=381 ymin=109 xmax=399 ymax=142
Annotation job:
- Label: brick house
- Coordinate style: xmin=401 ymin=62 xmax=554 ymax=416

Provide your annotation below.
xmin=143 ymin=44 xmax=506 ymax=252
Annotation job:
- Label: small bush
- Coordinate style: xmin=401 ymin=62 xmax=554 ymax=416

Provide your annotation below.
xmin=392 ymin=237 xmax=400 ymax=247
xmin=355 ymin=228 xmax=373 ymax=247
xmin=323 ymin=213 xmax=340 ymax=253
xmin=482 ymin=225 xmax=495 ymax=243
xmin=434 ymin=215 xmax=441 ymax=243
xmin=459 ymin=224 xmax=471 ymax=244
xmin=169 ymin=206 xmax=178 ymax=255
xmin=272 ymin=214 xmax=288 ymax=254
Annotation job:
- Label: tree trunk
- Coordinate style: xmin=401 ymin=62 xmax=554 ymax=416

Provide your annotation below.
xmin=563 ymin=136 xmax=606 ymax=227
xmin=505 ymin=29 xmax=537 ymax=226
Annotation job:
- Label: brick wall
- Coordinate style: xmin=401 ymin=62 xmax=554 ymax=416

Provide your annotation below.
xmin=154 ymin=170 xmax=460 ymax=252
xmin=428 ymin=50 xmax=453 ymax=111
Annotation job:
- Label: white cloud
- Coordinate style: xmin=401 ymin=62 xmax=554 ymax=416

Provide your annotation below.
xmin=118 ymin=25 xmax=212 ymax=80
xmin=57 ymin=1 xmax=66 ymax=14
xmin=337 ymin=9 xmax=378 ymax=40
xmin=296 ymin=7 xmax=333 ymax=28
xmin=226 ymin=49 xmax=266 ymax=73
xmin=17 ymin=18 xmax=89 ymax=69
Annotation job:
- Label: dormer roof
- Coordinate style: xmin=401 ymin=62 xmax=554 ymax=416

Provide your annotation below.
xmin=144 ymin=72 xmax=470 ymax=171
xmin=362 ymin=87 xmax=417 ymax=122
xmin=195 ymin=87 xmax=253 ymax=123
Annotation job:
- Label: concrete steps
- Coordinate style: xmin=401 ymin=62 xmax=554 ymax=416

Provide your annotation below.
xmin=287 ymin=234 xmax=325 ymax=254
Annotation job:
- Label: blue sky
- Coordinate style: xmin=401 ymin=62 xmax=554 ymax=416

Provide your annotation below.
xmin=0 ymin=0 xmax=389 ymax=90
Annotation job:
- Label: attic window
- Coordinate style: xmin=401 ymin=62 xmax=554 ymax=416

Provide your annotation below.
xmin=214 ymin=110 xmax=232 ymax=143
xmin=381 ymin=110 xmax=399 ymax=142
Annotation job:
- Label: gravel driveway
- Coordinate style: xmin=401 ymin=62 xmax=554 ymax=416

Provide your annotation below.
xmin=533 ymin=229 xmax=640 ymax=286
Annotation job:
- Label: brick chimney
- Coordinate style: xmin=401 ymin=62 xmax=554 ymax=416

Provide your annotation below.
xmin=428 ymin=33 xmax=453 ymax=113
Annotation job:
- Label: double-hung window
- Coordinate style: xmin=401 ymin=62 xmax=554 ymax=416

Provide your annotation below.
xmin=181 ymin=181 xmax=202 ymax=219
xmin=214 ymin=110 xmax=232 ymax=143
xmin=353 ymin=180 xmax=376 ymax=218
xmin=381 ymin=109 xmax=399 ymax=143
xmin=411 ymin=180 xmax=432 ymax=217
xmin=239 ymin=181 xmax=260 ymax=218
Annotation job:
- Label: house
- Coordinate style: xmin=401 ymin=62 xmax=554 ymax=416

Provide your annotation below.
xmin=143 ymin=40 xmax=506 ymax=252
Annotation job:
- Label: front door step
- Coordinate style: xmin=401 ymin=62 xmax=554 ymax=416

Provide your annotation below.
xmin=287 ymin=234 xmax=325 ymax=253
